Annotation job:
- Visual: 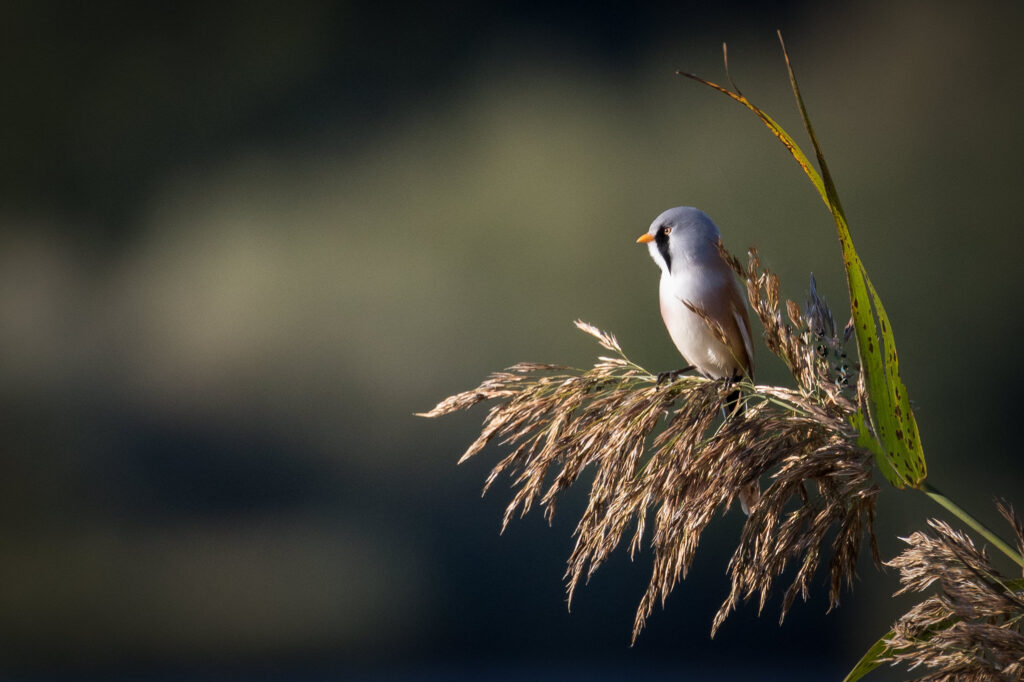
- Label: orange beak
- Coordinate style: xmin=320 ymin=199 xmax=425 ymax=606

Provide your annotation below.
xmin=636 ymin=233 xmax=655 ymax=244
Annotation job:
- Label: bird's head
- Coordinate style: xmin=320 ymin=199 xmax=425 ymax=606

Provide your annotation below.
xmin=637 ymin=206 xmax=722 ymax=275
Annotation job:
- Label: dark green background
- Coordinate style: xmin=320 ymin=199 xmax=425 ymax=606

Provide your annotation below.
xmin=1 ymin=1 xmax=1022 ymax=678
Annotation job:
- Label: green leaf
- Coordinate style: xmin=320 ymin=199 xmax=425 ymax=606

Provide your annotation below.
xmin=679 ymin=36 xmax=927 ymax=488
xmin=849 ymin=408 xmax=898 ymax=489
xmin=842 ymin=631 xmax=893 ymax=682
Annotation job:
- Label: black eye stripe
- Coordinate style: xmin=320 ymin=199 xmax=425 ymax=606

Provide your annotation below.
xmin=656 ymin=227 xmax=672 ymax=273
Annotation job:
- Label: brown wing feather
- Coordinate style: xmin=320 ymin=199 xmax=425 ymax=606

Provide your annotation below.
xmin=726 ymin=281 xmax=754 ymax=379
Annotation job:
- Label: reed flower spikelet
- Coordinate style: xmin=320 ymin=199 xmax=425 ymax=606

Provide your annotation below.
xmin=419 ymin=248 xmax=879 ymax=639
xmin=880 ymin=502 xmax=1024 ymax=680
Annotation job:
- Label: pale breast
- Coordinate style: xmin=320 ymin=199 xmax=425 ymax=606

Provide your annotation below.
xmin=658 ymin=269 xmax=749 ymax=379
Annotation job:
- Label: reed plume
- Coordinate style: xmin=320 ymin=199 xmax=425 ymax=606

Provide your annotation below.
xmin=420 ymin=246 xmax=880 ymax=640
xmin=880 ymin=502 xmax=1024 ymax=680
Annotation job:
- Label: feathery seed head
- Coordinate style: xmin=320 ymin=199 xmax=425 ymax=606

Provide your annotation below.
xmin=420 ymin=246 xmax=877 ymax=640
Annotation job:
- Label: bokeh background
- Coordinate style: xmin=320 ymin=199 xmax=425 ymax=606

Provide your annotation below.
xmin=2 ymin=1 xmax=1023 ymax=679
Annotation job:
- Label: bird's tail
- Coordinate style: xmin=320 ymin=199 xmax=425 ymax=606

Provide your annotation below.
xmin=724 ymin=383 xmax=760 ymax=516
xmin=723 ymin=387 xmax=743 ymax=418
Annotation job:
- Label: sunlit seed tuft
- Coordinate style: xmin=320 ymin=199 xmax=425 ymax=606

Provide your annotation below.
xmin=421 ymin=245 xmax=879 ymax=640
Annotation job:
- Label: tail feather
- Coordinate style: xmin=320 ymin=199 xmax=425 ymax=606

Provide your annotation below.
xmin=724 ymin=387 xmax=743 ymax=417
xmin=723 ymin=380 xmax=760 ymax=516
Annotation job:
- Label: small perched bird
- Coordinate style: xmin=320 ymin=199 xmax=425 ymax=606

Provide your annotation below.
xmin=637 ymin=206 xmax=759 ymax=514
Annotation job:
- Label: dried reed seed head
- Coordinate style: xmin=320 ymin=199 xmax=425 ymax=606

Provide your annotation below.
xmin=882 ymin=509 xmax=1024 ymax=679
xmin=421 ymin=244 xmax=876 ymax=642
xmin=786 ymin=299 xmax=802 ymax=328
xmin=715 ymin=241 xmax=746 ymax=291
xmin=805 ymin=273 xmax=836 ymax=340
xmin=682 ymin=300 xmax=731 ymax=347
xmin=574 ymin=319 xmax=624 ymax=354
xmin=996 ymin=499 xmax=1024 ymax=570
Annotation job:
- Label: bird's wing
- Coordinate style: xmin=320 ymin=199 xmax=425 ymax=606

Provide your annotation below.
xmin=729 ymin=282 xmax=755 ymax=379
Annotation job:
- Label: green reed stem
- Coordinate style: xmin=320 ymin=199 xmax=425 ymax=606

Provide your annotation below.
xmin=920 ymin=481 xmax=1024 ymax=568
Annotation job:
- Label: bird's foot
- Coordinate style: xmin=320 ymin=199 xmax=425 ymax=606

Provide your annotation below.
xmin=722 ymin=377 xmax=744 ymax=418
xmin=656 ymin=366 xmax=695 ymax=385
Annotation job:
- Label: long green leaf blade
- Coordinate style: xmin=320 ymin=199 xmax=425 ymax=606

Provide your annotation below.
xmin=777 ymin=34 xmax=926 ymax=487
xmin=680 ymin=37 xmax=928 ymax=487
xmin=843 ymin=632 xmax=892 ymax=682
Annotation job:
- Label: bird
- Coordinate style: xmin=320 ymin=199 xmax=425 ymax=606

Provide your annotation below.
xmin=637 ymin=206 xmax=759 ymax=514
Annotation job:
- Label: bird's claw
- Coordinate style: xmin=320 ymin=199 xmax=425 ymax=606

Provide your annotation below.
xmin=656 ymin=366 xmax=695 ymax=385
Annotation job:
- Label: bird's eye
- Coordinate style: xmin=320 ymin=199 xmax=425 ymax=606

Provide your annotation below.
xmin=662 ymin=226 xmax=672 ymax=235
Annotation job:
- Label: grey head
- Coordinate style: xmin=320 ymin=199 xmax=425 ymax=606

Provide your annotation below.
xmin=640 ymin=206 xmax=722 ymax=275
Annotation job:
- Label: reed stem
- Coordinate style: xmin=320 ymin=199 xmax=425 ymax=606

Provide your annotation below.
xmin=919 ymin=481 xmax=1024 ymax=568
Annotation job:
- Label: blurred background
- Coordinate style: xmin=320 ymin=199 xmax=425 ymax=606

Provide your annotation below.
xmin=1 ymin=0 xmax=1022 ymax=679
